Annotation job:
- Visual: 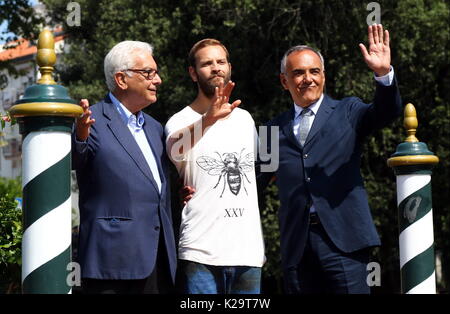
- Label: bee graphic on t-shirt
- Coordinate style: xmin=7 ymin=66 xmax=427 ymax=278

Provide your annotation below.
xmin=196 ymin=149 xmax=254 ymax=198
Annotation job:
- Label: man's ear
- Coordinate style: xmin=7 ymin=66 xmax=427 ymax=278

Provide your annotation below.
xmin=188 ymin=66 xmax=198 ymax=83
xmin=280 ymin=73 xmax=288 ymax=90
xmin=114 ymin=72 xmax=128 ymax=90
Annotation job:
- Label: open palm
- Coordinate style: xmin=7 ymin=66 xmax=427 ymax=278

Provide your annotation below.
xmin=359 ymin=24 xmax=391 ymax=76
xmin=205 ymin=81 xmax=241 ymax=122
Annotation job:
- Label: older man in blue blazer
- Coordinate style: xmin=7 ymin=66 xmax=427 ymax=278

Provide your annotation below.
xmin=257 ymin=24 xmax=402 ymax=293
xmin=72 ymin=41 xmax=177 ymax=294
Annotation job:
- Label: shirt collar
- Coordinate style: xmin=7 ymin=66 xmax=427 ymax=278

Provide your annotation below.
xmin=109 ymin=92 xmax=145 ymax=129
xmin=294 ymin=93 xmax=324 ymax=119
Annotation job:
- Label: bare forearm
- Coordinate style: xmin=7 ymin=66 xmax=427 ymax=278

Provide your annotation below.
xmin=168 ymin=115 xmax=216 ymax=156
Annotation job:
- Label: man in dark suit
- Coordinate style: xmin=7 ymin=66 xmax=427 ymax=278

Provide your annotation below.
xmin=257 ymin=24 xmax=402 ymax=293
xmin=72 ymin=41 xmax=177 ymax=294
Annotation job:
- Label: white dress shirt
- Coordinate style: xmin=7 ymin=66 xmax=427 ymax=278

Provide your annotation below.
xmin=110 ymin=92 xmax=162 ymax=193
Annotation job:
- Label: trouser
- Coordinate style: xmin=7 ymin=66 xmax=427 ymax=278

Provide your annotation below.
xmin=176 ymin=259 xmax=262 ymax=294
xmin=285 ymin=212 xmax=371 ymax=294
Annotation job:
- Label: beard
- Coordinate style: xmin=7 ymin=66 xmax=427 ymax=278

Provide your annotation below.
xmin=197 ymin=71 xmax=232 ymax=97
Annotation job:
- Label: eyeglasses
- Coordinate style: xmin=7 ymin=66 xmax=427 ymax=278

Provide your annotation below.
xmin=125 ymin=68 xmax=159 ymax=80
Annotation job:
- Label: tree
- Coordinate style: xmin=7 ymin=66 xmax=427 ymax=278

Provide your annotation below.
xmin=0 ymin=178 xmax=22 ymax=294
xmin=0 ymin=0 xmax=44 ymax=74
xmin=0 ymin=0 xmax=44 ymax=43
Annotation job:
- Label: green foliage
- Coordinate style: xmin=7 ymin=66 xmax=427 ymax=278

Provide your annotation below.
xmin=0 ymin=178 xmax=22 ymax=294
xmin=40 ymin=0 xmax=449 ymax=293
xmin=0 ymin=177 xmax=21 ymax=199
xmin=260 ymin=183 xmax=283 ymax=293
xmin=0 ymin=0 xmax=43 ymax=43
xmin=0 ymin=113 xmax=17 ymax=130
xmin=0 ymin=0 xmax=44 ymax=75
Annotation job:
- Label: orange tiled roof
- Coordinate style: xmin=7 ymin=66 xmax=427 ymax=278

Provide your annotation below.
xmin=0 ymin=34 xmax=64 ymax=62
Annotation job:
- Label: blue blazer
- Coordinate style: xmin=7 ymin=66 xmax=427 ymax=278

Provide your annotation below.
xmin=258 ymin=79 xmax=402 ymax=271
xmin=72 ymin=95 xmax=177 ymax=281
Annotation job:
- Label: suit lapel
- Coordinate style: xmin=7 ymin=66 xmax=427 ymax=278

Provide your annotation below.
xmin=102 ymin=98 xmax=160 ymax=194
xmin=281 ymin=107 xmax=302 ymax=150
xmin=304 ymin=94 xmax=336 ymax=147
xmin=142 ymin=116 xmax=166 ymax=187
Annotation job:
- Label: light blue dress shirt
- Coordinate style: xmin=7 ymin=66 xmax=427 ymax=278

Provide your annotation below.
xmin=292 ymin=67 xmax=395 ymax=213
xmin=109 ymin=92 xmax=162 ymax=193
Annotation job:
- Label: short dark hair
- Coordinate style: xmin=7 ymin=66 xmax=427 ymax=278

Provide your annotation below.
xmin=188 ymin=38 xmax=230 ymax=67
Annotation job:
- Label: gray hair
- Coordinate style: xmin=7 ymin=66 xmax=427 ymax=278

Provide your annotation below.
xmin=104 ymin=41 xmax=154 ymax=92
xmin=280 ymin=45 xmax=325 ymax=74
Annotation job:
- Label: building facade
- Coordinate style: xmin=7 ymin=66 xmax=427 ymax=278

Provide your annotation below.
xmin=0 ymin=29 xmax=65 ymax=179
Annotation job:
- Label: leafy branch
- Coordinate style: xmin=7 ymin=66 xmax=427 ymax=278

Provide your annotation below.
xmin=1 ymin=112 xmax=17 ymax=129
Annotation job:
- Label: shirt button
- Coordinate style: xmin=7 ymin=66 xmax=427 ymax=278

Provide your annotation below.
xmin=304 ymin=154 xmax=308 ymax=159
xmin=154 ymin=226 xmax=160 ymax=231
xmin=306 ymin=177 xmax=311 ymax=182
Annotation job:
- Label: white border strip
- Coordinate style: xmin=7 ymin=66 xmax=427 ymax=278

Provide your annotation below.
xmin=22 ymin=197 xmax=72 ymax=282
xmin=22 ymin=131 xmax=71 ymax=188
xmin=399 ymin=210 xmax=434 ymax=268
xmin=406 ymin=271 xmax=436 ymax=294
xmin=396 ymin=174 xmax=430 ymax=206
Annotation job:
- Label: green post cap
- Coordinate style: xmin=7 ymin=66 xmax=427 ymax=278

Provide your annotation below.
xmin=9 ymin=29 xmax=83 ymax=118
xmin=387 ymin=103 xmax=439 ymax=168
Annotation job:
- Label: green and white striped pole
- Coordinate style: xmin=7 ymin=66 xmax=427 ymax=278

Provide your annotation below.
xmin=9 ymin=29 xmax=83 ymax=294
xmin=388 ymin=103 xmax=439 ymax=294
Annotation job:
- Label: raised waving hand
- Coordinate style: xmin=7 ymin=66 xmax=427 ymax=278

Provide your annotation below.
xmin=359 ymin=24 xmax=391 ymax=76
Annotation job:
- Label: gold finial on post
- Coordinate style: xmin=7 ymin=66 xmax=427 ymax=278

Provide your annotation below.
xmin=36 ymin=29 xmax=56 ymax=85
xmin=387 ymin=103 xmax=439 ymax=168
xmin=404 ymin=103 xmax=419 ymax=143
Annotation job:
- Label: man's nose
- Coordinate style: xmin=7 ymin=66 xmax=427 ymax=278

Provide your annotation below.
xmin=153 ymin=73 xmax=162 ymax=85
xmin=303 ymin=72 xmax=313 ymax=83
xmin=210 ymin=61 xmax=220 ymax=72
xmin=150 ymin=73 xmax=162 ymax=86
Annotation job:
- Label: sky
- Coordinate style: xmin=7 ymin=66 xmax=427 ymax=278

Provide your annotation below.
xmin=0 ymin=20 xmax=14 ymax=44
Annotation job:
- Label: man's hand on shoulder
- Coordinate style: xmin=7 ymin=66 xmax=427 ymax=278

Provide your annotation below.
xmin=179 ymin=183 xmax=196 ymax=206
xmin=359 ymin=24 xmax=391 ymax=77
xmin=76 ymin=99 xmax=96 ymax=141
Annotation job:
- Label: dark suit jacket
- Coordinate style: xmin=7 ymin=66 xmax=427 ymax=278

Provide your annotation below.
xmin=257 ymin=79 xmax=402 ymax=271
xmin=72 ymin=95 xmax=177 ymax=281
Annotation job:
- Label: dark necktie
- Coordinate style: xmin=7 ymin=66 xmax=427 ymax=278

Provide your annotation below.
xmin=298 ymin=108 xmax=313 ymax=146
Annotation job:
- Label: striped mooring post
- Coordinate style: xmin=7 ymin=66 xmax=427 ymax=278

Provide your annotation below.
xmin=387 ymin=103 xmax=439 ymax=294
xmin=9 ymin=29 xmax=83 ymax=293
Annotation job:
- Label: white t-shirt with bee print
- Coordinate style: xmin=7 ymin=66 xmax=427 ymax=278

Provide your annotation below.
xmin=165 ymin=106 xmax=265 ymax=267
